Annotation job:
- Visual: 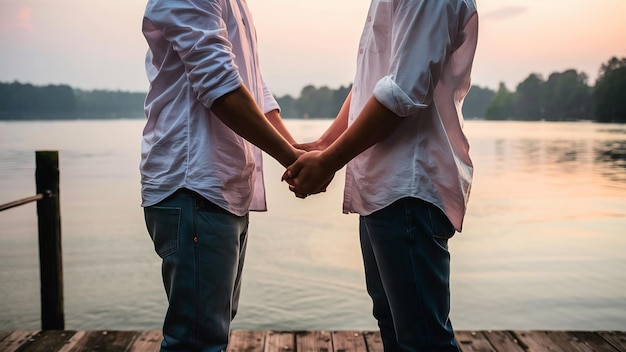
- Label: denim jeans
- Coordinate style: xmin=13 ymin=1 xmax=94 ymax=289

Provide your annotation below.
xmin=359 ymin=197 xmax=460 ymax=352
xmin=144 ymin=189 xmax=249 ymax=352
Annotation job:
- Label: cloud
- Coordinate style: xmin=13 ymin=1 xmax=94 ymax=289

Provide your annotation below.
xmin=483 ymin=6 xmax=528 ymax=20
xmin=16 ymin=7 xmax=35 ymax=30
xmin=0 ymin=6 xmax=35 ymax=33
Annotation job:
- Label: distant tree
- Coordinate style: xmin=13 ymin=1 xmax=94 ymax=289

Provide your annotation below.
xmin=332 ymin=84 xmax=352 ymax=115
xmin=594 ymin=57 xmax=626 ymax=122
xmin=540 ymin=69 xmax=592 ymax=121
xmin=7 ymin=56 xmax=626 ymax=122
xmin=515 ymin=74 xmax=544 ymax=120
xmin=315 ymin=86 xmax=336 ymax=117
xmin=41 ymin=84 xmax=77 ymax=116
xmin=282 ymin=84 xmax=350 ymax=119
xmin=275 ymin=94 xmax=298 ymax=118
xmin=74 ymin=89 xmax=145 ymax=118
xmin=294 ymin=85 xmax=316 ymax=118
xmin=295 ymin=85 xmax=335 ymax=118
xmin=485 ymin=83 xmax=516 ymax=120
xmin=0 ymin=81 xmax=33 ymax=114
xmin=463 ymin=85 xmax=495 ymax=119
xmin=0 ymin=81 xmax=76 ymax=119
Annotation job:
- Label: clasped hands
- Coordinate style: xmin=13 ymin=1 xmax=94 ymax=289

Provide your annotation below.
xmin=282 ymin=142 xmax=336 ymax=199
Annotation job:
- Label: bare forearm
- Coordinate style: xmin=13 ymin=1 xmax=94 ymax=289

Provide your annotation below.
xmin=265 ymin=109 xmax=296 ymax=145
xmin=211 ymin=86 xmax=299 ymax=167
xmin=321 ymin=96 xmax=402 ymax=171
xmin=318 ymin=91 xmax=352 ymax=148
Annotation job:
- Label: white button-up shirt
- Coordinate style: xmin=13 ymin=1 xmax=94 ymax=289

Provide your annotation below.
xmin=344 ymin=0 xmax=479 ymax=231
xmin=141 ymin=0 xmax=279 ymax=215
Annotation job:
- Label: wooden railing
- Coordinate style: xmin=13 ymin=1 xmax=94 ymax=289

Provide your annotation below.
xmin=0 ymin=150 xmax=64 ymax=330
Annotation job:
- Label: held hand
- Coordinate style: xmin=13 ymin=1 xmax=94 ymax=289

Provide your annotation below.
xmin=282 ymin=151 xmax=335 ymax=198
xmin=293 ymin=139 xmax=324 ymax=152
xmin=291 ymin=147 xmax=306 ymax=165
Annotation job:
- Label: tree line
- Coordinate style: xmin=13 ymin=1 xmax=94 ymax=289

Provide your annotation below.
xmin=0 ymin=81 xmax=498 ymax=120
xmin=1 ymin=56 xmax=624 ymax=122
xmin=484 ymin=57 xmax=626 ymax=122
xmin=0 ymin=82 xmax=146 ymax=120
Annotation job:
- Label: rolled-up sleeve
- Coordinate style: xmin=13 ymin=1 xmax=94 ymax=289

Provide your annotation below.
xmin=145 ymin=0 xmax=243 ymax=108
xmin=262 ymin=79 xmax=280 ymax=114
xmin=373 ymin=0 xmax=459 ymax=117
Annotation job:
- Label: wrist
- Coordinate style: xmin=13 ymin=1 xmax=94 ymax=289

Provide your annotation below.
xmin=318 ymin=136 xmax=333 ymax=150
xmin=280 ymin=145 xmax=300 ymax=168
xmin=319 ymin=147 xmax=345 ymax=173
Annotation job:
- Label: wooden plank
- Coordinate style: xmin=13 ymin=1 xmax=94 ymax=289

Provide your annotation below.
xmin=482 ymin=331 xmax=525 ymax=352
xmin=57 ymin=330 xmax=140 ymax=352
xmin=57 ymin=331 xmax=88 ymax=352
xmin=265 ymin=331 xmax=295 ymax=352
xmin=1 ymin=330 xmax=624 ymax=351
xmin=14 ymin=330 xmax=77 ymax=352
xmin=228 ymin=330 xmax=266 ymax=352
xmin=539 ymin=331 xmax=596 ymax=352
xmin=0 ymin=331 xmax=39 ymax=352
xmin=363 ymin=331 xmax=383 ymax=352
xmin=295 ymin=331 xmax=332 ymax=352
xmin=567 ymin=331 xmax=616 ymax=352
xmin=126 ymin=330 xmax=162 ymax=352
xmin=455 ymin=331 xmax=496 ymax=352
xmin=331 ymin=331 xmax=367 ymax=352
xmin=0 ymin=331 xmax=13 ymax=341
xmin=598 ymin=331 xmax=626 ymax=351
xmin=512 ymin=331 xmax=568 ymax=352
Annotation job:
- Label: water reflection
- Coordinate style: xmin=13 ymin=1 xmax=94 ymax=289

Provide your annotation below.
xmin=598 ymin=127 xmax=626 ymax=135
xmin=2 ymin=120 xmax=625 ymax=331
xmin=490 ymin=125 xmax=626 ymax=186
xmin=595 ymin=140 xmax=626 ymax=182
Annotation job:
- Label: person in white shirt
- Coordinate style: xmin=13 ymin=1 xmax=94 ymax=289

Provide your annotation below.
xmin=141 ymin=0 xmax=300 ymax=350
xmin=284 ymin=0 xmax=479 ymax=350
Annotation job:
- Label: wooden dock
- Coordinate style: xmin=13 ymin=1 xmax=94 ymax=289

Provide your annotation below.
xmin=1 ymin=330 xmax=625 ymax=352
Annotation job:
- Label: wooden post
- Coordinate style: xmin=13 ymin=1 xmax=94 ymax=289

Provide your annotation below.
xmin=35 ymin=151 xmax=64 ymax=330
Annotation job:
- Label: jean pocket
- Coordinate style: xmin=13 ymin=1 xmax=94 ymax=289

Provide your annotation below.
xmin=431 ymin=218 xmax=455 ymax=240
xmin=144 ymin=206 xmax=181 ymax=258
xmin=427 ymin=205 xmax=455 ymax=250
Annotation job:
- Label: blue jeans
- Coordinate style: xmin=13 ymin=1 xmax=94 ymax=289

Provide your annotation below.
xmin=144 ymin=189 xmax=249 ymax=352
xmin=359 ymin=197 xmax=460 ymax=352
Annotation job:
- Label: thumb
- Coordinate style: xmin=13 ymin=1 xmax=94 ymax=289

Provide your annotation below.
xmin=281 ymin=159 xmax=303 ymax=182
xmin=281 ymin=168 xmax=292 ymax=182
xmin=294 ymin=141 xmax=320 ymax=152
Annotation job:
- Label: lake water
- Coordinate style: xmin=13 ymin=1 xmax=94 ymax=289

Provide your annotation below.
xmin=0 ymin=119 xmax=625 ymax=332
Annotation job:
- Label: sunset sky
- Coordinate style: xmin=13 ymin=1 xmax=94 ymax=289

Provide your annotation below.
xmin=1 ymin=0 xmax=625 ymax=97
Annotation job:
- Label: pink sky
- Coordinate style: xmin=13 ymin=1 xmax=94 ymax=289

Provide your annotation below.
xmin=0 ymin=0 xmax=625 ymax=96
